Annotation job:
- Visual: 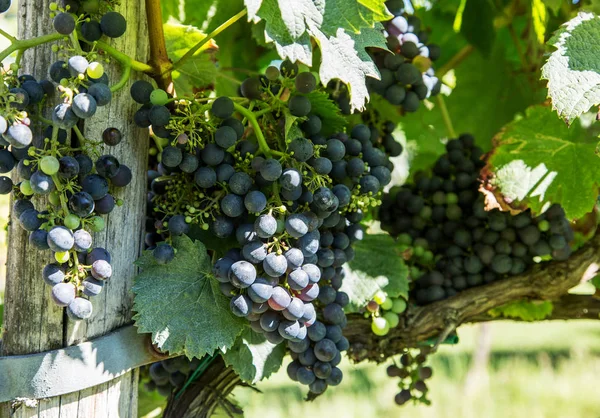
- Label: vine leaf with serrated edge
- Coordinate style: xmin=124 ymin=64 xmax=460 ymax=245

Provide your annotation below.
xmin=132 ymin=235 xmax=246 ymax=358
xmin=164 ymin=23 xmax=218 ymax=95
xmin=340 ymin=233 xmax=409 ymax=312
xmin=486 ymin=105 xmax=600 ymax=220
xmin=244 ymin=0 xmax=391 ymax=111
xmin=222 ymin=326 xmax=287 ymax=383
xmin=541 ymin=12 xmax=600 ymax=124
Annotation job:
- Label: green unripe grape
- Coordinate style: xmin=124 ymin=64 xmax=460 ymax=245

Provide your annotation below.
xmin=446 ymin=192 xmax=458 ymax=204
xmin=20 ymin=180 xmax=34 ymax=196
xmin=150 ymin=89 xmax=169 ymax=105
xmin=40 ymin=156 xmax=60 ymax=175
xmin=391 ymin=298 xmax=407 ymax=314
xmin=383 ymin=311 xmax=400 ymax=328
xmin=10 ymin=63 xmax=19 ymax=72
xmin=89 ymin=216 xmax=105 ymax=232
xmin=49 ymin=3 xmax=58 ymax=11
xmin=381 ymin=297 xmax=394 ymax=311
xmin=397 ymin=244 xmax=410 ymax=252
xmin=202 ymin=223 xmax=209 ymax=230
xmin=397 ymin=233 xmax=412 ymax=246
xmin=86 ymin=62 xmax=104 ymax=79
xmin=149 ymin=147 xmax=157 ymax=156
xmin=421 ymin=250 xmax=434 ymax=263
xmin=538 ymin=220 xmax=550 ymax=232
xmin=64 ymin=214 xmax=80 ymax=230
xmin=413 ymin=246 xmax=425 ymax=257
xmin=373 ymin=290 xmax=387 ymax=305
xmin=49 ymin=191 xmax=61 ymax=206
xmin=55 ymin=251 xmax=70 ymax=264
xmin=410 ymin=266 xmax=421 ymax=279
xmin=371 ymin=317 xmax=390 ymax=336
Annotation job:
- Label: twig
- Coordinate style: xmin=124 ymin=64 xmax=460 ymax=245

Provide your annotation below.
xmin=436 ymin=95 xmax=456 ymax=138
xmin=168 ymin=9 xmax=247 ymax=74
xmin=436 ymin=45 xmax=474 ymax=78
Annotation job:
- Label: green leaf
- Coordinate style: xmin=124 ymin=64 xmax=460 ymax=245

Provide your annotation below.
xmin=487 ymin=105 xmax=600 ymax=220
xmin=531 ymin=0 xmax=548 ymax=44
xmin=543 ymin=0 xmax=562 ymax=15
xmin=317 ymin=27 xmax=388 ymax=112
xmin=542 ymin=12 xmax=600 ymax=124
xmin=164 ymin=23 xmax=218 ymax=95
xmin=283 ymin=110 xmax=302 ymax=141
xmin=222 ymin=327 xmax=286 ymax=383
xmin=340 ymin=234 xmax=408 ymax=312
xmin=161 ymin=0 xmax=181 ymax=22
xmin=460 ymin=0 xmax=496 ymax=56
xmin=133 ymin=235 xmax=245 ymax=358
xmin=245 ymin=0 xmax=390 ymax=111
xmin=184 ymin=0 xmax=244 ymax=32
xmin=304 ymin=90 xmax=347 ymax=136
xmin=187 ymin=225 xmax=237 ymax=256
xmin=401 ymin=44 xmax=539 ymax=173
xmin=488 ymin=300 xmax=553 ymax=321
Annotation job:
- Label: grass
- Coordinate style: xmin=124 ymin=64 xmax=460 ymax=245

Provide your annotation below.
xmin=231 ymin=321 xmax=600 ymax=418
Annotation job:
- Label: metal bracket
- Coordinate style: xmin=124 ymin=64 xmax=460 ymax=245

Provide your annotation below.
xmin=0 ymin=325 xmax=173 ymax=403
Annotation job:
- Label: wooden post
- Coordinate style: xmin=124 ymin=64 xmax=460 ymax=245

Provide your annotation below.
xmin=1 ymin=1 xmax=149 ymax=416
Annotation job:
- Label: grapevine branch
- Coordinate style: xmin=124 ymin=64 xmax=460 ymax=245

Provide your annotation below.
xmin=164 ymin=233 xmax=600 ymax=417
xmin=145 ymin=0 xmax=173 ymax=91
xmin=344 ymin=232 xmax=600 ymax=362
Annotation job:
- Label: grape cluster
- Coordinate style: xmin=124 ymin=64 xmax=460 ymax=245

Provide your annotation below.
xmin=53 ymin=0 xmax=127 ymax=40
xmin=0 ymin=2 xmax=133 ymax=319
xmin=368 ymin=10 xmax=441 ymax=111
xmin=138 ymin=61 xmax=403 ymax=395
xmin=144 ymin=356 xmax=200 ymax=397
xmin=387 ymin=348 xmax=433 ymax=407
xmin=379 ymin=134 xmax=573 ymax=305
xmin=365 ymin=290 xmax=407 ymax=337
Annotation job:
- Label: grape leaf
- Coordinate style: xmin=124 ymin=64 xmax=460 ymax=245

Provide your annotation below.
xmin=460 ymin=0 xmax=496 ymax=56
xmin=304 ymin=90 xmax=347 ymax=136
xmin=132 ymin=235 xmax=245 ymax=358
xmin=161 ymin=0 xmax=180 ymax=22
xmin=340 ymin=234 xmax=408 ymax=312
xmin=187 ymin=225 xmax=237 ymax=257
xmin=164 ymin=23 xmax=218 ymax=95
xmin=532 ymin=0 xmax=548 ymax=44
xmin=245 ymin=0 xmax=391 ymax=111
xmin=488 ymin=300 xmax=553 ymax=321
xmin=543 ymin=0 xmax=562 ymax=15
xmin=487 ymin=105 xmax=600 ymax=220
xmin=222 ymin=327 xmax=286 ymax=383
xmin=541 ymin=12 xmax=600 ymax=124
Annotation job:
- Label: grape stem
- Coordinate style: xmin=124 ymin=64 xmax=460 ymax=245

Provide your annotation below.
xmin=167 ymin=9 xmax=247 ymax=75
xmin=84 ymin=40 xmax=154 ymax=73
xmin=0 ymin=33 xmax=63 ymax=64
xmin=436 ymin=45 xmax=474 ymax=79
xmin=232 ymin=102 xmax=273 ymax=158
xmin=436 ymin=95 xmax=456 ymax=138
xmin=0 ymin=27 xmax=15 ymax=43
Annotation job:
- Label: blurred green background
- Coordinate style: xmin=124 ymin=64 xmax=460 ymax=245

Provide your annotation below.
xmin=2 ymin=3 xmax=600 ymax=418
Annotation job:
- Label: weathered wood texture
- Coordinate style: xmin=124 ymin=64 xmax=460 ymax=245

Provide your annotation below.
xmin=1 ymin=1 xmax=149 ymax=416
